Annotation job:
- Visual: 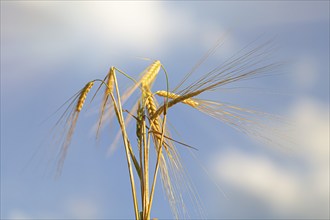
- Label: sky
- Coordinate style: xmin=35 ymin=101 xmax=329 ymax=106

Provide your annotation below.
xmin=1 ymin=1 xmax=329 ymax=219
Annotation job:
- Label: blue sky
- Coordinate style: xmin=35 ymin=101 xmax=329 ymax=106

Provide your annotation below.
xmin=1 ymin=1 xmax=329 ymax=219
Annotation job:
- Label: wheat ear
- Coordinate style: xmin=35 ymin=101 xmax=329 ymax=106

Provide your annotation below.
xmin=152 ymin=90 xmax=202 ymax=120
xmin=141 ymin=60 xmax=161 ymax=88
xmin=56 ymin=81 xmax=94 ymax=176
xmin=76 ymin=81 xmax=94 ymax=112
xmin=96 ymin=67 xmax=115 ymax=138
xmin=155 ymin=90 xmax=200 ymax=107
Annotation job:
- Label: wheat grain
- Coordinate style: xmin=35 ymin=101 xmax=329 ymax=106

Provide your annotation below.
xmin=76 ymin=81 xmax=94 ymax=112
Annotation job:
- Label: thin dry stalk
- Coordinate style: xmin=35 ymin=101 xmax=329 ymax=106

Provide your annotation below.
xmin=143 ymin=121 xmax=152 ymax=218
xmin=136 ymin=101 xmax=146 ymax=215
xmin=146 ymin=109 xmax=167 ymax=219
xmin=110 ymin=72 xmax=140 ymax=219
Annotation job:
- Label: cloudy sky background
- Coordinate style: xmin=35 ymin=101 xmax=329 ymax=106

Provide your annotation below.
xmin=1 ymin=1 xmax=329 ymax=219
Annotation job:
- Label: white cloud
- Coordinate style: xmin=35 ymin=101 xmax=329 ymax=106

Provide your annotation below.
xmin=212 ymin=98 xmax=329 ymax=218
xmin=1 ymin=1 xmax=227 ymax=95
xmin=1 ymin=1 xmax=216 ymax=58
xmin=56 ymin=1 xmax=178 ymax=54
xmin=65 ymin=197 xmax=101 ymax=219
xmin=288 ymin=98 xmax=329 ymax=159
xmin=7 ymin=210 xmax=32 ymax=220
xmin=214 ymin=150 xmax=301 ymax=212
xmin=7 ymin=209 xmax=56 ymax=220
xmin=5 ymin=197 xmax=103 ymax=220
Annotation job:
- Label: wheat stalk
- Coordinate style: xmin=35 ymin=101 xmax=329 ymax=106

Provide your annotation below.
xmin=110 ymin=72 xmax=140 ymax=219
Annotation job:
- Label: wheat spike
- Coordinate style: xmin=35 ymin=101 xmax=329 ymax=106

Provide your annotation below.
xmin=96 ymin=67 xmax=116 ymax=139
xmin=155 ymin=90 xmax=200 ymax=107
xmin=140 ymin=60 xmax=164 ymax=143
xmin=76 ymin=81 xmax=94 ymax=112
xmin=152 ymin=90 xmax=202 ymax=120
xmin=141 ymin=60 xmax=161 ymax=88
xmin=56 ymin=81 xmax=94 ymax=176
xmin=144 ymin=91 xmax=174 ymax=154
xmin=145 ymin=92 xmax=161 ymax=129
xmin=106 ymin=67 xmax=115 ymax=94
xmin=144 ymin=91 xmax=169 ymax=150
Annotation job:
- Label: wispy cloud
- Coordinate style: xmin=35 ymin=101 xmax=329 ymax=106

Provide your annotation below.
xmin=64 ymin=197 xmax=102 ymax=219
xmin=212 ymin=98 xmax=329 ymax=218
xmin=6 ymin=196 xmax=103 ymax=220
xmin=8 ymin=210 xmax=32 ymax=220
xmin=1 ymin=1 xmax=226 ymax=96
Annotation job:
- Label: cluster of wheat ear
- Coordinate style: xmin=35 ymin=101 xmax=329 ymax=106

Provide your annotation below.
xmin=51 ymin=38 xmax=286 ymax=219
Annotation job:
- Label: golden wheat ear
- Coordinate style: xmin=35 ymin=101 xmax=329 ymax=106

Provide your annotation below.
xmin=155 ymin=90 xmax=199 ymax=107
xmin=115 ymin=60 xmax=161 ymax=108
xmin=55 ymin=81 xmax=95 ymax=177
xmin=76 ymin=81 xmax=94 ymax=112
xmin=95 ymin=67 xmax=115 ymax=139
xmin=140 ymin=60 xmax=161 ymax=88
